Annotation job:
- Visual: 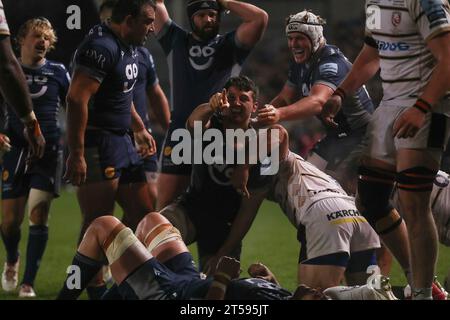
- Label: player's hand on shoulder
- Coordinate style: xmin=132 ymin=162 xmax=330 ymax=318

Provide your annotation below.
xmin=255 ymin=104 xmax=280 ymax=127
xmin=134 ymin=129 xmax=156 ymax=158
xmin=392 ymin=106 xmax=426 ymax=139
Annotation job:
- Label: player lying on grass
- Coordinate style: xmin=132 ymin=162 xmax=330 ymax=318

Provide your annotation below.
xmin=56 ymin=212 xmax=329 ymax=300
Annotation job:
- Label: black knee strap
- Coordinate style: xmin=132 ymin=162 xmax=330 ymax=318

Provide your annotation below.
xmin=396 ymin=167 xmax=437 ymax=193
xmin=358 ymin=166 xmax=400 ymax=234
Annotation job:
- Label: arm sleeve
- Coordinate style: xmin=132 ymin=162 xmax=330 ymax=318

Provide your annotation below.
xmin=409 ymin=0 xmax=450 ymax=41
xmin=73 ymin=38 xmax=115 ymax=83
xmin=311 ymin=56 xmax=348 ymax=91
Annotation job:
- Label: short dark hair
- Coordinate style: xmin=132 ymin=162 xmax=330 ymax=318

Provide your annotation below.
xmin=110 ymin=0 xmax=156 ymax=23
xmin=224 ymin=76 xmax=259 ymax=101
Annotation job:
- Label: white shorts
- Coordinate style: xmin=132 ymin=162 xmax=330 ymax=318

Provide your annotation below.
xmin=365 ymin=105 xmax=450 ymax=166
xmin=0 ymin=1 xmax=10 ymax=36
xmin=299 ymin=196 xmax=380 ymax=261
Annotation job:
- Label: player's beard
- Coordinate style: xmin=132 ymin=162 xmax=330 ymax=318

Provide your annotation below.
xmin=193 ymin=23 xmax=219 ymax=41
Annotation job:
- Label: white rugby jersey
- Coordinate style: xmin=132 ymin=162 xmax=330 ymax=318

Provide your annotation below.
xmin=365 ymin=0 xmax=450 ymax=111
xmin=267 ymin=152 xmax=351 ymax=227
xmin=0 ymin=0 xmax=10 ymax=36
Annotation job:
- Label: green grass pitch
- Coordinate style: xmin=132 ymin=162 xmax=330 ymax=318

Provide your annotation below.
xmin=0 ymin=190 xmax=449 ymax=299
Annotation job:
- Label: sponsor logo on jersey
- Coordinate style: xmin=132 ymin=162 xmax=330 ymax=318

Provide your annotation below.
xmin=326 ymin=209 xmax=361 ymax=221
xmin=188 ymin=45 xmax=215 ymax=71
xmin=104 ymin=167 xmax=115 ymax=179
xmin=164 ymin=146 xmax=172 ymax=157
xmin=391 ymin=11 xmax=402 ymax=27
xmin=376 ymin=40 xmax=410 ymax=51
xmin=2 ymin=170 xmax=9 ymax=181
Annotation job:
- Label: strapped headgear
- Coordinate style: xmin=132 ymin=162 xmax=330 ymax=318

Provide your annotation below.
xmin=187 ymin=0 xmax=221 ymax=29
xmin=285 ymin=10 xmax=326 ymax=53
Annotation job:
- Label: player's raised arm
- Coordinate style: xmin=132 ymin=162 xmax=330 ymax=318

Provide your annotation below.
xmin=186 ymin=89 xmax=229 ymax=132
xmin=154 ymin=0 xmax=170 ymax=35
xmin=219 ymin=0 xmax=268 ymax=48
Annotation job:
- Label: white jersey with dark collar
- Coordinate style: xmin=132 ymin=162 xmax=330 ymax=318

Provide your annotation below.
xmin=365 ymin=0 xmax=450 ymax=112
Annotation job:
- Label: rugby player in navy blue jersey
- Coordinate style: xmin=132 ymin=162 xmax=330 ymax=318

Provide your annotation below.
xmin=64 ymin=0 xmax=157 ymax=296
xmin=98 ymin=0 xmax=171 ymax=238
xmin=153 ymin=0 xmax=268 ymax=210
xmin=0 ymin=18 xmax=69 ymax=298
xmin=0 ymin=1 xmax=45 ymax=161
xmin=257 ymin=10 xmax=374 ymax=195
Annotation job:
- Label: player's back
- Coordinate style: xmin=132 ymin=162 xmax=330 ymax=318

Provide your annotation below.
xmin=268 ymin=151 xmax=350 ymax=227
xmin=365 ymin=0 xmax=450 ymax=112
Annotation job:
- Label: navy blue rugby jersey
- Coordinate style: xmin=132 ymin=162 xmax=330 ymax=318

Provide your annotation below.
xmin=7 ymin=59 xmax=70 ymax=146
xmin=133 ymin=46 xmax=158 ymax=128
xmin=72 ymin=23 xmax=139 ymax=134
xmin=157 ymin=20 xmax=251 ymax=126
xmin=287 ymin=44 xmax=374 ymax=133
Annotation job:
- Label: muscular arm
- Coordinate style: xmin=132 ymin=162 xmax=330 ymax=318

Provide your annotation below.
xmin=186 ymin=103 xmax=214 ymax=133
xmin=219 ymin=0 xmax=268 ymax=48
xmin=338 ymin=44 xmax=380 ymax=95
xmin=0 ymin=36 xmax=33 ymax=118
xmin=66 ymin=71 xmax=99 ymax=157
xmin=147 ymin=84 xmax=170 ymax=131
xmin=421 ymin=32 xmax=450 ymax=105
xmin=154 ymin=0 xmax=170 ymax=35
xmin=276 ymin=84 xmax=334 ymax=121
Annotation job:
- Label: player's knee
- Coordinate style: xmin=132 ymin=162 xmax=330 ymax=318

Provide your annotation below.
xmin=101 ymin=224 xmax=138 ymax=265
xmin=28 ymin=189 xmax=53 ymax=226
xmin=397 ymin=166 xmax=436 ymax=193
xmin=396 ymin=167 xmax=437 ymax=217
xmin=357 ymin=166 xmax=400 ymax=234
xmin=142 ymin=222 xmax=182 ymax=253
xmin=135 ymin=212 xmax=168 ymax=242
xmin=160 ymin=205 xmax=195 ymax=244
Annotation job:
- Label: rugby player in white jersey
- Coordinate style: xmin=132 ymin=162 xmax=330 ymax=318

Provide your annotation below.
xmin=205 ymin=121 xmax=380 ymax=290
xmin=321 ymin=0 xmax=450 ymax=299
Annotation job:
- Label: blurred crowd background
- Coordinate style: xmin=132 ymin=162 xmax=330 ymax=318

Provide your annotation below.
xmin=2 ymin=0 xmax=384 ymax=159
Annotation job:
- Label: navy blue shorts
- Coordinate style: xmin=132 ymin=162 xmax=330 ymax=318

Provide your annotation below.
xmin=159 ymin=123 xmax=192 ymax=175
xmin=117 ymin=252 xmax=209 ymax=300
xmin=2 ymin=144 xmax=63 ymax=199
xmin=84 ymin=129 xmax=142 ymax=182
xmin=300 ymin=249 xmax=377 ymax=272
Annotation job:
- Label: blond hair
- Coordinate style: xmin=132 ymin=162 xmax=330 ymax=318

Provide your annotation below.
xmin=17 ymin=17 xmax=57 ymax=51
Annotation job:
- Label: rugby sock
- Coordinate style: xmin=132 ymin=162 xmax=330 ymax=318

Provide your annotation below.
xmin=412 ymin=287 xmax=432 ymax=300
xmin=0 ymin=228 xmax=21 ymax=264
xmin=22 ymin=225 xmax=48 ymax=286
xmin=56 ymin=252 xmax=103 ymax=300
xmin=86 ymin=284 xmax=108 ymax=300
